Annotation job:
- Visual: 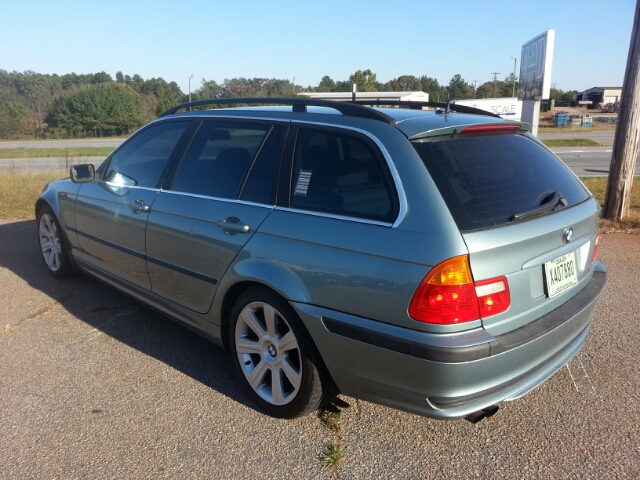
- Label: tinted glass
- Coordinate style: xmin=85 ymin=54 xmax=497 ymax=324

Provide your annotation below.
xmin=171 ymin=121 xmax=270 ymax=199
xmin=240 ymin=125 xmax=282 ymax=204
xmin=291 ymin=128 xmax=397 ymax=222
xmin=412 ymin=134 xmax=590 ymax=231
xmin=104 ymin=121 xmax=190 ymax=188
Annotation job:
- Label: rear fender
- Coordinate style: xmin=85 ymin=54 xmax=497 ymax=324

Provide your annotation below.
xmin=211 ymin=254 xmax=312 ymax=334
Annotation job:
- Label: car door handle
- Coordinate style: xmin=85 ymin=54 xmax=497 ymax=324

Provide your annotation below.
xmin=215 ymin=217 xmax=250 ymax=234
xmin=130 ymin=199 xmax=150 ymax=213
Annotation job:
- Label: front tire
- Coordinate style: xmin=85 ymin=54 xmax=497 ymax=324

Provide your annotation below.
xmin=229 ymin=287 xmax=335 ymax=419
xmin=37 ymin=205 xmax=74 ymax=279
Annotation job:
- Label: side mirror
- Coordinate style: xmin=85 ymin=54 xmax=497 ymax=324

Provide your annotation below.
xmin=70 ymin=164 xmax=95 ymax=183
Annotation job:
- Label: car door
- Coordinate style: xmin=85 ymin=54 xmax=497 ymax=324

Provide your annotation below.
xmin=145 ymin=120 xmax=285 ymax=313
xmin=73 ymin=120 xmax=192 ymax=289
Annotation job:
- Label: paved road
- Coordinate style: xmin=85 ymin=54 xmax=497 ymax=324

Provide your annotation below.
xmin=1 ymin=219 xmax=638 ymax=479
xmin=552 ymin=147 xmax=640 ymax=177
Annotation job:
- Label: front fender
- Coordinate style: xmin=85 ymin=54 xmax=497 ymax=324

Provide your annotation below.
xmin=36 ymin=178 xmax=82 ymax=262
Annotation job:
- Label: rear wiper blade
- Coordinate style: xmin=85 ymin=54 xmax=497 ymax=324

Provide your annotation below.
xmin=509 ymin=191 xmax=568 ymax=222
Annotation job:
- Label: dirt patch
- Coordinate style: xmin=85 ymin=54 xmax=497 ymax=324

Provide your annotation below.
xmin=539 ymin=105 xmax=617 ymax=130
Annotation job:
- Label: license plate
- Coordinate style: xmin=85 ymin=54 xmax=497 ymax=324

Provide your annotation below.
xmin=544 ymin=251 xmax=578 ymax=297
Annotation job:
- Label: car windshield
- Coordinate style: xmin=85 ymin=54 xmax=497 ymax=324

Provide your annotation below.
xmin=411 ymin=133 xmax=590 ymax=231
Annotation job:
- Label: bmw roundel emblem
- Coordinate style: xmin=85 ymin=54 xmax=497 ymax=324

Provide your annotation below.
xmin=563 ymin=227 xmax=573 ymax=244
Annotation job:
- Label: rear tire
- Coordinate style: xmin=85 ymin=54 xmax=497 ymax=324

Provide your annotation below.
xmin=37 ymin=205 xmax=74 ymax=279
xmin=228 ymin=287 xmax=336 ymax=419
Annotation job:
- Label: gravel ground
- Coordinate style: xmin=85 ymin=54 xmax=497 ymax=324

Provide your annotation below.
xmin=1 ymin=219 xmax=638 ymax=479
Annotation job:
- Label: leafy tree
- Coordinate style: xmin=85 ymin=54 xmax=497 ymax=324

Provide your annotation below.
xmin=91 ymin=71 xmax=113 ymax=84
xmin=384 ymin=75 xmax=422 ymax=92
xmin=474 ymin=82 xmax=493 ymax=99
xmin=317 ymin=76 xmax=336 ymax=92
xmin=334 ymin=80 xmax=351 ymax=92
xmin=420 ymin=76 xmax=447 ymax=102
xmin=0 ymin=100 xmax=30 ymax=138
xmin=500 ymin=73 xmax=519 ymax=97
xmin=348 ymin=69 xmax=378 ymax=92
xmin=194 ymin=79 xmax=222 ymax=100
xmin=116 ymin=71 xmax=125 ymax=83
xmin=550 ymin=88 xmax=579 ymax=103
xmin=46 ymin=83 xmax=143 ymax=137
xmin=448 ymin=74 xmax=472 ymax=100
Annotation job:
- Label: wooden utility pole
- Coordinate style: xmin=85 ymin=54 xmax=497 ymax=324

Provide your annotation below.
xmin=491 ymin=72 xmax=500 ymax=97
xmin=603 ymin=0 xmax=640 ymax=220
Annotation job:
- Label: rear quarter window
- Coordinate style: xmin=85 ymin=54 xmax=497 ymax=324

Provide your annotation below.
xmin=412 ymin=133 xmax=590 ymax=231
xmin=290 ymin=128 xmax=398 ymax=223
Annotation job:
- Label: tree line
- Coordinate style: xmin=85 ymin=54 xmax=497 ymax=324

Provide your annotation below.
xmin=0 ymin=69 xmax=578 ymax=139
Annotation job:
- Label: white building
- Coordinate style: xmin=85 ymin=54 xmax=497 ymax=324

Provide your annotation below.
xmin=299 ymin=91 xmax=429 ymax=102
xmin=574 ymin=87 xmax=622 ymax=108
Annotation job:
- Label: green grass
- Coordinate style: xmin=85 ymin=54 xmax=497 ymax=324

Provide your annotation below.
xmin=321 ymin=443 xmax=343 ymax=467
xmin=542 ymin=139 xmax=600 ymax=148
xmin=318 ymin=401 xmax=346 ymax=467
xmin=0 ymin=147 xmax=113 ymax=159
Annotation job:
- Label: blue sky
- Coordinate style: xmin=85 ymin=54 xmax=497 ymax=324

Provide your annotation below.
xmin=1 ymin=0 xmax=634 ymax=95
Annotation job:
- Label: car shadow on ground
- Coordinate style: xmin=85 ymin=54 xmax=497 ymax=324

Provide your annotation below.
xmin=0 ymin=219 xmax=261 ymax=414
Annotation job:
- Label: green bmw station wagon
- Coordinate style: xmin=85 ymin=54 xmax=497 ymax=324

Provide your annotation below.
xmin=36 ymin=98 xmax=606 ymax=422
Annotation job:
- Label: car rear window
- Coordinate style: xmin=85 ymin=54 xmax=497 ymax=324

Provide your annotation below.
xmin=412 ymin=133 xmax=590 ymax=231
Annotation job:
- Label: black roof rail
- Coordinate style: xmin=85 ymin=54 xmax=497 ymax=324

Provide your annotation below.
xmin=160 ymin=97 xmax=397 ymax=124
xmin=346 ymin=99 xmax=501 ymax=118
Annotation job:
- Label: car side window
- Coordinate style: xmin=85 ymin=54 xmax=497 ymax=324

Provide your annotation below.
xmin=104 ymin=121 xmax=190 ymax=188
xmin=171 ymin=121 xmax=270 ymax=199
xmin=290 ymin=128 xmax=397 ymax=222
xmin=239 ymin=125 xmax=283 ymax=205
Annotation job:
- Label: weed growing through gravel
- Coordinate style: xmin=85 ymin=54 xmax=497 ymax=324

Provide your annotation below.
xmin=319 ymin=404 xmax=343 ymax=435
xmin=318 ymin=400 xmax=347 ymax=467
xmin=322 ymin=443 xmax=343 ymax=467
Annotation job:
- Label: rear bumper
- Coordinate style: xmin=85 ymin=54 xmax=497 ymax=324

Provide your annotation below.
xmin=293 ymin=263 xmax=606 ymax=419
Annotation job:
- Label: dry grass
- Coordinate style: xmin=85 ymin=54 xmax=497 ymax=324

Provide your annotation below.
xmin=0 ymin=169 xmax=68 ymax=219
xmin=581 ymin=177 xmax=640 ymax=232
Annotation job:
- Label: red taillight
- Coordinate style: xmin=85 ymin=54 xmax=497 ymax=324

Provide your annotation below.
xmin=458 ymin=124 xmax=521 ymax=137
xmin=591 ymin=232 xmax=600 ymax=263
xmin=409 ymin=255 xmax=510 ymax=324
xmin=475 ymin=276 xmax=510 ymax=318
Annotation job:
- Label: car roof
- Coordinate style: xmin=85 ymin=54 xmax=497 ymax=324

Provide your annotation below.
xmin=159 ymin=99 xmax=528 ymax=140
